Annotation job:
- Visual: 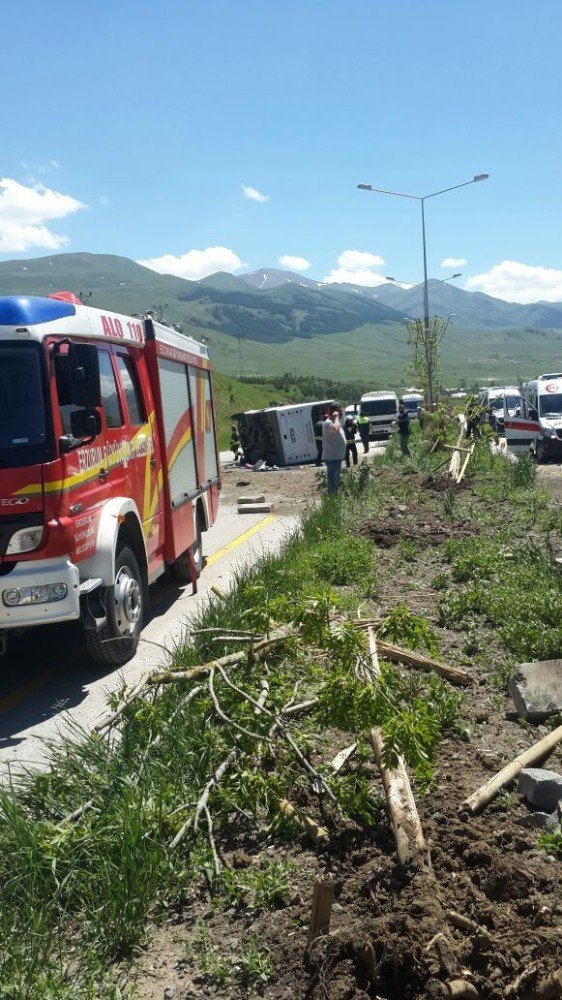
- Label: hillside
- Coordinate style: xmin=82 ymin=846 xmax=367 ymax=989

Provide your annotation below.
xmin=374 ymin=278 xmax=562 ymax=328
xmin=212 ymin=372 xmax=288 ymax=449
xmin=2 ymin=252 xmax=562 ymax=386
xmin=0 ymin=252 xmax=404 ymax=347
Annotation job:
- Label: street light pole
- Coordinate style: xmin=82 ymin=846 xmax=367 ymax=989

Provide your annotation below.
xmin=421 ymin=198 xmax=430 ymax=336
xmin=357 ymin=173 xmax=489 ymax=333
xmin=357 ymin=174 xmax=490 ymax=403
xmin=385 ymin=273 xmax=462 ymax=285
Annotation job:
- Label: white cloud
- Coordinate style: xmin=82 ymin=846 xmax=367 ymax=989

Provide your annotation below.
xmin=278 ymin=254 xmax=310 ymax=271
xmin=441 ymin=256 xmax=467 ymax=268
xmin=242 ymin=185 xmax=269 ymax=202
xmin=465 ymin=259 xmax=562 ymax=304
xmin=138 ymin=246 xmax=245 ymax=281
xmin=0 ymin=177 xmax=85 ymax=253
xmin=98 ymin=195 xmax=109 ymax=206
xmin=323 ymin=248 xmax=386 ymax=287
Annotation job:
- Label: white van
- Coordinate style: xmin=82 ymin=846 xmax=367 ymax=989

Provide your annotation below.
xmin=504 ymin=373 xmax=562 ymax=462
xmin=477 ymin=386 xmax=522 ymax=433
xmin=359 ymin=391 xmax=399 ymax=438
xmin=400 ymin=392 xmax=424 ymax=419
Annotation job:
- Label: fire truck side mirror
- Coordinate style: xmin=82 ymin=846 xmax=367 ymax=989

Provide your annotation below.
xmin=71 ymin=345 xmax=102 ymax=408
xmin=70 ymin=407 xmax=102 ymax=440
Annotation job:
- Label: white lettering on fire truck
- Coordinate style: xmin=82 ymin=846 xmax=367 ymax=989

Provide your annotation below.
xmin=77 ymin=434 xmax=153 ymax=474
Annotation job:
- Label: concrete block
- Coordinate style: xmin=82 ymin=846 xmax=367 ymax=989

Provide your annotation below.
xmin=237 ymin=503 xmax=274 ymax=515
xmin=237 ymin=495 xmax=265 ymax=504
xmin=508 ymin=659 xmax=562 ymax=721
xmin=518 ymin=767 xmax=562 ymax=811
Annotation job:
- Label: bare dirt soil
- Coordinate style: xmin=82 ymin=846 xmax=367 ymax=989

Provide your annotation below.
xmin=132 ymin=462 xmax=562 ymax=1000
xmin=220 ymin=450 xmax=373 ymax=516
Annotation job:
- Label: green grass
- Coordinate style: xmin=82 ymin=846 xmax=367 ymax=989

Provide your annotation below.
xmin=204 ymin=320 xmax=562 ymax=387
xmin=212 ymin=371 xmax=283 ymax=449
xmin=0 ymin=457 xmax=472 ymax=997
xmin=5 ymin=426 xmax=562 ymax=996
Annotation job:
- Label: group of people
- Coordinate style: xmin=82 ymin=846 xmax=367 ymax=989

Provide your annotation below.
xmin=314 ymin=409 xmax=370 ymax=468
xmin=231 ymin=402 xmax=413 ymax=496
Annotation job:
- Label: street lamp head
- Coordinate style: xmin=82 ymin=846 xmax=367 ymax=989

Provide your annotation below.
xmin=385 ymin=276 xmax=396 ymax=282
xmin=452 ymin=272 xmax=461 ymax=279
xmin=357 ymin=183 xmax=372 ymax=190
xmin=473 ymin=174 xmax=489 ymax=182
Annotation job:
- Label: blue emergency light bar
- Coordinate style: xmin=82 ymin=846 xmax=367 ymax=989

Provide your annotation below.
xmin=0 ymin=296 xmax=76 ymax=326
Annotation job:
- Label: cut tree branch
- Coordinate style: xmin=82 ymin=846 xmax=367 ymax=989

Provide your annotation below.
xmin=367 ymin=628 xmax=429 ymax=866
xmin=463 ymin=723 xmax=562 ymax=814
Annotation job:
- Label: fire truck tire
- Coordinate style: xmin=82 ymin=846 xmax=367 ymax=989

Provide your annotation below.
xmin=85 ymin=546 xmax=145 ymax=666
xmin=171 ymin=517 xmax=203 ymax=584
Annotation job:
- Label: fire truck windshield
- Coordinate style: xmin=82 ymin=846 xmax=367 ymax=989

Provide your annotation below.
xmin=0 ymin=344 xmax=48 ymax=466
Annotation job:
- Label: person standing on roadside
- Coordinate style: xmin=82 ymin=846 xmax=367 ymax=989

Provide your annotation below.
xmin=396 ymin=403 xmax=411 ymax=457
xmin=344 ymin=412 xmax=359 ymax=468
xmin=322 ymin=407 xmax=347 ymax=494
xmin=357 ymin=412 xmax=370 ymax=453
xmin=230 ymin=423 xmax=241 ymax=462
xmin=314 ymin=409 xmax=328 ymax=466
xmin=465 ymin=396 xmax=482 ymax=439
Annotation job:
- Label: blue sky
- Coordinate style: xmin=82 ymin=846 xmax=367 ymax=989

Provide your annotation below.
xmin=2 ymin=0 xmax=562 ymax=302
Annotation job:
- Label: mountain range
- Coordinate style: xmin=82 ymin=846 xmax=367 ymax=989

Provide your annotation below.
xmin=4 ymin=251 xmax=562 ymax=385
xmin=2 ymin=254 xmax=562 ymax=344
xmin=238 ymin=268 xmax=562 ymax=330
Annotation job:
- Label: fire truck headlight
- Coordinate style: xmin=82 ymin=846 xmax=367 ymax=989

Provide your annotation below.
xmin=5 ymin=526 xmax=44 ymax=555
xmin=2 ymin=583 xmax=68 ymax=607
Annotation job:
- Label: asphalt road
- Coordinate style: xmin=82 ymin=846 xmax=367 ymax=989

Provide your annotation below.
xmin=0 ymin=498 xmax=298 ymax=775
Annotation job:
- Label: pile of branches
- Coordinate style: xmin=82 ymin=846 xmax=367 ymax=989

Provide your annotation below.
xmin=86 ymin=597 xmax=470 ymax=870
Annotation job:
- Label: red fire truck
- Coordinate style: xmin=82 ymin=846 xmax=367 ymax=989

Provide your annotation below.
xmin=0 ymin=292 xmax=220 ymax=665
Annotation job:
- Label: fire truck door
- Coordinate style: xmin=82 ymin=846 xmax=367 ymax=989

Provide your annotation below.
xmin=54 ymin=345 xmax=117 ymax=524
xmin=114 ymin=354 xmax=161 ymax=566
xmin=98 ymin=350 xmax=128 ymax=497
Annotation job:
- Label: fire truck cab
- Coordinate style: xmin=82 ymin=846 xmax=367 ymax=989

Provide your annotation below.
xmin=0 ymin=293 xmax=220 ymax=665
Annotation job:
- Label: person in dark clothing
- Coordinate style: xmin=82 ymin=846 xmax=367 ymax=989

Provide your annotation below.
xmin=230 ymin=424 xmax=241 ymax=461
xmin=314 ymin=410 xmax=328 ymax=466
xmin=465 ymin=396 xmax=482 ymax=439
xmin=357 ymin=413 xmax=370 ymax=453
xmin=344 ymin=414 xmax=358 ymax=467
xmin=396 ymin=404 xmax=411 ymax=456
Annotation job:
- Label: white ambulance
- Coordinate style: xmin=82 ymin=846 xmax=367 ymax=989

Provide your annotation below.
xmin=504 ymin=373 xmax=562 ymax=462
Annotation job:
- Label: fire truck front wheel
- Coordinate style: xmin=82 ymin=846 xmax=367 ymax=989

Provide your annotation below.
xmin=85 ymin=546 xmax=145 ymax=666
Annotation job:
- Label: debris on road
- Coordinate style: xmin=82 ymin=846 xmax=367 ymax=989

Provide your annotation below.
xmin=237 ymin=494 xmax=265 ymax=504
xmin=509 ymin=659 xmax=562 ymax=720
xmin=237 ymin=501 xmax=274 ymax=514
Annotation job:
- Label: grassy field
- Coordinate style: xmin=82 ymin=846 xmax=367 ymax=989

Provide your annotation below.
xmin=211 ymin=372 xmax=284 ymax=449
xmin=205 ymin=320 xmax=562 ymax=387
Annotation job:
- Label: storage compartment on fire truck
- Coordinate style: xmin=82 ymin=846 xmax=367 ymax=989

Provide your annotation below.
xmin=144 ymin=320 xmax=220 ymax=566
